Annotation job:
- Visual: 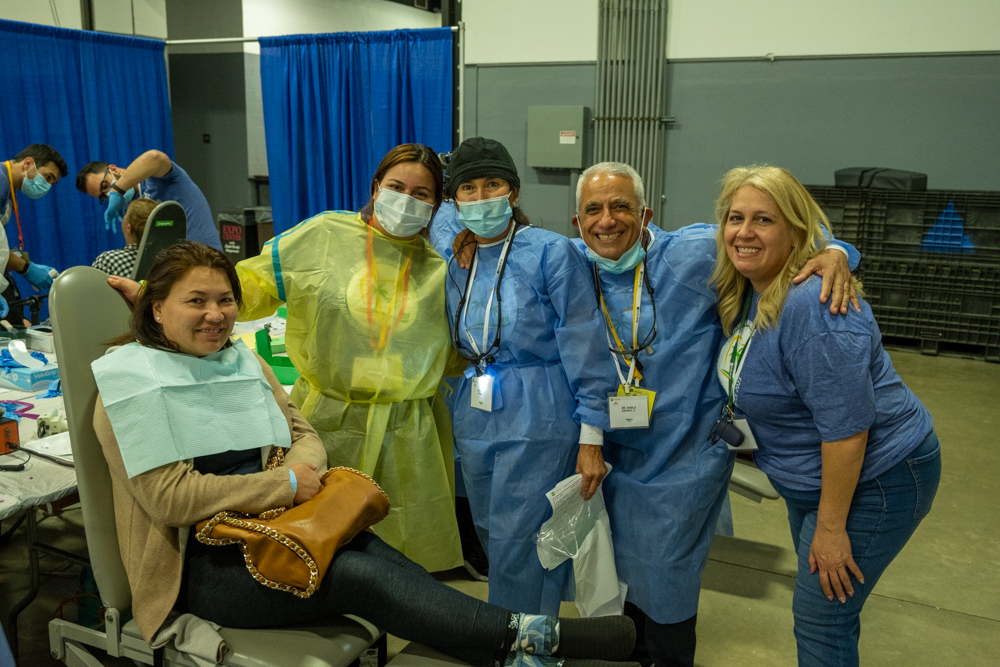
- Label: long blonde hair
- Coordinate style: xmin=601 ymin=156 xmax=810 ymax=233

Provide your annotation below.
xmin=709 ymin=165 xmax=833 ymax=335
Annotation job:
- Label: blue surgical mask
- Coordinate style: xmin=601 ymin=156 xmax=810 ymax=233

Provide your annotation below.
xmin=457 ymin=194 xmax=513 ymax=238
xmin=585 ymin=210 xmax=648 ymax=274
xmin=20 ymin=163 xmax=51 ymax=200
xmin=373 ymin=186 xmax=433 ymax=237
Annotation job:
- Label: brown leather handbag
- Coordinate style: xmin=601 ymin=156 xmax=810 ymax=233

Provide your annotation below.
xmin=195 ymin=457 xmax=390 ymax=599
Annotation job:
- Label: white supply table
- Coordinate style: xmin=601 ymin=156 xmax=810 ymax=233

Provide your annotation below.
xmin=0 ymin=388 xmax=75 ymax=522
xmin=0 ymin=360 xmax=86 ymax=666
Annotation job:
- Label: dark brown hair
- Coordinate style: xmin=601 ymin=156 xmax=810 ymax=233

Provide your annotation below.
xmin=109 ymin=241 xmax=241 ymax=351
xmin=359 ymin=143 xmax=444 ymax=219
xmin=75 ymin=161 xmax=109 ymax=193
xmin=14 ymin=144 xmax=67 ymax=177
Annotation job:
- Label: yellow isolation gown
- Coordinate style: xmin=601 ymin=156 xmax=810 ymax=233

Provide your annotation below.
xmin=236 ymin=211 xmax=463 ymax=572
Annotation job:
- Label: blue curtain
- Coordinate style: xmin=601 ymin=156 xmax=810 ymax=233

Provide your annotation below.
xmin=0 ymin=19 xmax=173 ymax=272
xmin=260 ymin=28 xmax=453 ymax=233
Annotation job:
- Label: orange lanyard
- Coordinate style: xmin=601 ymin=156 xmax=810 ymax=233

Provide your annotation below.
xmin=3 ymin=161 xmax=25 ymax=249
xmin=365 ymin=225 xmax=414 ymax=350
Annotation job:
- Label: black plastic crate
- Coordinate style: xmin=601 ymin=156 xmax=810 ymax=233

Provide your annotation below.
xmin=860 ymin=190 xmax=1000 ymax=265
xmin=859 ymin=257 xmax=1000 ymax=361
xmin=805 ymin=186 xmax=867 ymax=248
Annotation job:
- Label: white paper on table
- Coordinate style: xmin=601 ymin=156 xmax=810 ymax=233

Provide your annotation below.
xmin=31 ymin=431 xmax=73 ymax=458
xmin=231 ymin=313 xmax=286 ymax=337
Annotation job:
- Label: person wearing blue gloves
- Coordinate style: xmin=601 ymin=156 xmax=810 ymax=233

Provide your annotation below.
xmin=432 ymin=137 xmax=615 ymax=616
xmin=567 ymin=162 xmax=860 ymax=667
xmin=76 ymin=150 xmax=222 ymax=251
xmin=0 ymin=144 xmax=67 ymax=321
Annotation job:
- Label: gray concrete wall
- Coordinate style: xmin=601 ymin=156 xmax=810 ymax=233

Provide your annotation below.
xmin=244 ymin=52 xmax=267 ymax=179
xmin=463 ymin=54 xmax=1000 ymax=235
xmin=166 ymin=0 xmax=252 ymax=223
xmin=463 ymin=63 xmax=596 ymax=238
xmin=661 ymin=54 xmax=1000 ymax=230
xmin=168 ymin=53 xmax=252 ymax=223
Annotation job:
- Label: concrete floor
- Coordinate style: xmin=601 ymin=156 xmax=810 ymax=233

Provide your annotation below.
xmin=2 ymin=350 xmax=998 ymax=666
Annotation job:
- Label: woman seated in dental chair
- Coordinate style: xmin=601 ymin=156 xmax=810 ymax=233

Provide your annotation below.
xmin=93 ymin=240 xmax=636 ymax=667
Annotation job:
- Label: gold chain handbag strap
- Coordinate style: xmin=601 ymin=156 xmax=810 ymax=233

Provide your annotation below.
xmin=195 ymin=511 xmax=320 ymax=598
xmin=327 ymin=465 xmax=391 ymax=510
xmin=265 ymin=446 xmax=286 ymax=470
xmin=193 ymin=463 xmax=390 ymax=598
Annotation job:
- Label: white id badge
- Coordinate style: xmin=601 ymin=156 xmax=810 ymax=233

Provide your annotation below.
xmin=729 ymin=418 xmax=759 ymax=452
xmin=470 ymin=374 xmax=494 ymax=411
xmin=608 ymin=393 xmax=650 ymax=429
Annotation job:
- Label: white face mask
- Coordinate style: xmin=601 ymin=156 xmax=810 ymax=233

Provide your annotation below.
xmin=373 ymin=186 xmax=434 ymax=237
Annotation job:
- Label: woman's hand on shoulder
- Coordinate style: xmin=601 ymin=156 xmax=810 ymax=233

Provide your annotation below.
xmin=108 ymin=275 xmax=143 ymax=306
xmin=792 ymin=248 xmax=860 ymax=315
xmin=453 ymin=229 xmax=477 ymax=269
xmin=290 ymin=462 xmax=322 ymax=504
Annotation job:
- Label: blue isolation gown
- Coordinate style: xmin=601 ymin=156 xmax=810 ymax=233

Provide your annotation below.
xmin=432 ymin=206 xmax=615 ymax=615
xmin=572 ymin=223 xmax=861 ymax=625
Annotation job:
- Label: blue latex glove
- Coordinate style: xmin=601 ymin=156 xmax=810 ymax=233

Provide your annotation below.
xmin=36 ymin=378 xmax=62 ymax=399
xmin=105 ymin=190 xmax=128 ymax=230
xmin=0 ymin=349 xmax=49 ymax=369
xmin=25 ymin=262 xmax=56 ymax=291
xmin=0 ymin=294 xmax=7 ymax=319
xmin=0 ymin=350 xmax=21 ymax=369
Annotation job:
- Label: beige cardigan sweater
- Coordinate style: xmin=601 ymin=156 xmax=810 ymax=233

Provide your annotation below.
xmin=94 ymin=353 xmax=327 ymax=642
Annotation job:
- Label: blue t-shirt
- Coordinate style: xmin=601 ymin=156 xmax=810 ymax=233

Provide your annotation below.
xmin=140 ymin=161 xmax=222 ymax=251
xmin=732 ymin=277 xmax=933 ymax=491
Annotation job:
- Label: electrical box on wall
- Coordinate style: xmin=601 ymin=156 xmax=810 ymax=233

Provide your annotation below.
xmin=527 ymin=106 xmax=589 ymax=170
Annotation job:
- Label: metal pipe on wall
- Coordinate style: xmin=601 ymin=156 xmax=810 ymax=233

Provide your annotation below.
xmin=593 ymin=0 xmax=669 ymax=209
xmin=594 ymin=2 xmax=607 ymax=160
xmin=458 ymin=21 xmax=465 ymax=143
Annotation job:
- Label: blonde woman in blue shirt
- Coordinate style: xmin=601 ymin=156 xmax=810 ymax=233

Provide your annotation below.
xmin=710 ymin=165 xmax=941 ymax=667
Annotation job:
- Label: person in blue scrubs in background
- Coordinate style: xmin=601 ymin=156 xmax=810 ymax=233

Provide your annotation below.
xmin=0 ymin=144 xmax=66 ymax=320
xmin=569 ymin=162 xmax=860 ymax=667
xmin=710 ymin=165 xmax=939 ymax=667
xmin=432 ymin=137 xmax=614 ymax=615
xmin=76 ymin=150 xmax=222 ymax=251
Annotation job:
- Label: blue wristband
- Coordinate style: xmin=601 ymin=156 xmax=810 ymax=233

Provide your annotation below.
xmin=288 ymin=469 xmax=297 ymax=494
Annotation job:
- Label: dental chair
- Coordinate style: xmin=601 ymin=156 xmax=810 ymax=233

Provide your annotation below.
xmin=729 ymin=457 xmax=779 ymax=503
xmin=48 ymin=266 xmax=383 ymax=666
xmin=131 ymin=201 xmax=188 ymax=281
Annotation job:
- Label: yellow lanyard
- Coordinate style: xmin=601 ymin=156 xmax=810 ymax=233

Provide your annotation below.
xmin=597 ymin=264 xmax=644 ymax=383
xmin=365 ymin=226 xmax=414 ymax=351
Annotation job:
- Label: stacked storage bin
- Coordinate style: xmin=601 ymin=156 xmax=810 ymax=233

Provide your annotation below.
xmin=808 ymin=186 xmax=1000 ymax=362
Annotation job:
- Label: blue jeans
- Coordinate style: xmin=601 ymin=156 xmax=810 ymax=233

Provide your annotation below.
xmin=177 ymin=531 xmax=511 ymax=667
xmin=770 ymin=430 xmax=941 ymax=667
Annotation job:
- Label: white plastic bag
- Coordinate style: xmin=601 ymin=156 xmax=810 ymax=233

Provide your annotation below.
xmin=534 ymin=465 xmax=627 ymax=617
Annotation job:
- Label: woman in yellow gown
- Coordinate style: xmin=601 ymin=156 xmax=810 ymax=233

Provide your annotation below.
xmin=232 ymin=144 xmax=462 ymax=572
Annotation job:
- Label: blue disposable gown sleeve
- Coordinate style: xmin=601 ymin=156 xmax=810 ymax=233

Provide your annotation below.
xmin=543 ymin=239 xmax=613 ymax=431
xmin=826 ymin=232 xmax=861 ymax=270
xmin=429 ymin=204 xmax=463 ymax=258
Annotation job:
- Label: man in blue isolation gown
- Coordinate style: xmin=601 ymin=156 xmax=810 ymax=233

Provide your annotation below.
xmin=569 ymin=162 xmax=859 ymax=667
